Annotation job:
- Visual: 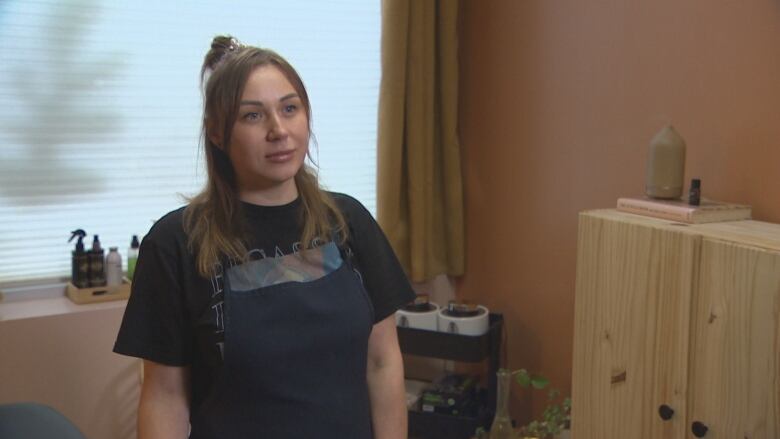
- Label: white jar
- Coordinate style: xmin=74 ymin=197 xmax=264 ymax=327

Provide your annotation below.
xmin=437 ymin=305 xmax=490 ymax=336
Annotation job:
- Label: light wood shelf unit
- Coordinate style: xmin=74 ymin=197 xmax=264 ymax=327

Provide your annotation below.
xmin=571 ymin=209 xmax=780 ymax=439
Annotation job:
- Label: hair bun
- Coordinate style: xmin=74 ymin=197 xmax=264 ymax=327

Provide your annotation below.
xmin=211 ymin=35 xmax=242 ymax=53
xmin=203 ymin=35 xmax=244 ymax=74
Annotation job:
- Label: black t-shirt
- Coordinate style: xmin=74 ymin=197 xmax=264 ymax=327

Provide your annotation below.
xmin=113 ymin=192 xmax=415 ymax=414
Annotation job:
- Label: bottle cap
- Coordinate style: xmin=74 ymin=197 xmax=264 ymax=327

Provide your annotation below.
xmin=109 ymin=246 xmax=118 ymax=251
xmin=691 ymin=178 xmax=701 ymax=189
xmin=131 ymin=235 xmax=140 ymax=248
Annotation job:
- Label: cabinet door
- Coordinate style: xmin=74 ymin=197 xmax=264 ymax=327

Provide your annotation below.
xmin=572 ymin=213 xmax=698 ymax=439
xmin=688 ymin=240 xmax=780 ymax=438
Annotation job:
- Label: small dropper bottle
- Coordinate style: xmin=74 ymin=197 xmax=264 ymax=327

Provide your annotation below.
xmin=688 ymin=178 xmax=701 ymax=206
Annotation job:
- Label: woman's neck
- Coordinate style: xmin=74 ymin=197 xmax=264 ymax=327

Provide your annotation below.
xmin=238 ymin=180 xmax=299 ymax=206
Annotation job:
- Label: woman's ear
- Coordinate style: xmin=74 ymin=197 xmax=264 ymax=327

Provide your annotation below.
xmin=210 ymin=135 xmax=223 ymax=150
xmin=206 ymin=120 xmax=223 ymax=149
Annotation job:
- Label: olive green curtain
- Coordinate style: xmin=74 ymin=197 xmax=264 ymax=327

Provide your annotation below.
xmin=377 ymin=0 xmax=464 ymax=282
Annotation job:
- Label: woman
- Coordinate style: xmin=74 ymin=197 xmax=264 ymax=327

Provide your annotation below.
xmin=114 ymin=36 xmax=415 ymax=439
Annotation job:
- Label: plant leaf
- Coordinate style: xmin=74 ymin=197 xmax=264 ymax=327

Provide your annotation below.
xmin=531 ymin=375 xmax=550 ymax=389
xmin=515 ymin=369 xmax=532 ymax=387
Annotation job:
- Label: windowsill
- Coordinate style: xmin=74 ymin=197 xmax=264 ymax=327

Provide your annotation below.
xmin=0 ymin=282 xmax=127 ymax=322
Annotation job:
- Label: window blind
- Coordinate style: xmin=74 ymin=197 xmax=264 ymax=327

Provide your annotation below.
xmin=0 ymin=0 xmax=380 ymax=283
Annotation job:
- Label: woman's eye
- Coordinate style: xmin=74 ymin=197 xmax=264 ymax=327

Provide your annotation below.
xmin=244 ymin=112 xmax=261 ymax=121
xmin=283 ymin=104 xmax=298 ymax=114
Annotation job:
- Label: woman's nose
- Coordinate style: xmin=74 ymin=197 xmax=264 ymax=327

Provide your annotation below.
xmin=266 ymin=114 xmax=288 ymax=141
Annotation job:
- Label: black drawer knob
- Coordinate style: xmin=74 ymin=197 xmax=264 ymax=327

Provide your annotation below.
xmin=691 ymin=421 xmax=709 ymax=437
xmin=658 ymin=404 xmax=674 ymax=421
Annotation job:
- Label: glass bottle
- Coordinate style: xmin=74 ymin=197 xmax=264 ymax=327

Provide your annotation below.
xmin=489 ymin=369 xmax=515 ymax=439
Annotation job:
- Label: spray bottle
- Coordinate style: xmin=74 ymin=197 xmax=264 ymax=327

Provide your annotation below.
xmin=69 ymin=229 xmax=89 ymax=288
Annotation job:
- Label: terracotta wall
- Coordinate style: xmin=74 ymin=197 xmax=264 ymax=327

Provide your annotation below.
xmin=457 ymin=0 xmax=780 ymax=422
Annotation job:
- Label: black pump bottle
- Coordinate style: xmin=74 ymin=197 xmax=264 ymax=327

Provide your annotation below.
xmin=88 ymin=234 xmax=106 ymax=287
xmin=69 ymin=229 xmax=89 ymax=288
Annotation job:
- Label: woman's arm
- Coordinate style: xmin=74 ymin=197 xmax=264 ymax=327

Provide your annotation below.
xmin=137 ymin=360 xmax=191 ymax=439
xmin=366 ymin=315 xmax=407 ymax=439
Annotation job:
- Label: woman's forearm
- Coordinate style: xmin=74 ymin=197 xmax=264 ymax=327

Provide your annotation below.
xmin=367 ymin=358 xmax=407 ymax=438
xmin=137 ymin=361 xmax=191 ymax=439
xmin=366 ymin=317 xmax=408 ymax=439
xmin=137 ymin=392 xmax=190 ymax=439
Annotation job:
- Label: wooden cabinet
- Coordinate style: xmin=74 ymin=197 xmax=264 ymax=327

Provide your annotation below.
xmin=571 ymin=210 xmax=780 ymax=439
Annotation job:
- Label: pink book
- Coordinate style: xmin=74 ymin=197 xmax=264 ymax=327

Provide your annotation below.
xmin=616 ymin=197 xmax=751 ymax=224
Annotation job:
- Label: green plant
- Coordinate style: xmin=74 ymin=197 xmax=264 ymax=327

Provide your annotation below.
xmin=510 ymin=368 xmax=549 ymax=391
xmin=518 ymin=388 xmax=571 ymax=439
xmin=475 ymin=369 xmax=571 ymax=439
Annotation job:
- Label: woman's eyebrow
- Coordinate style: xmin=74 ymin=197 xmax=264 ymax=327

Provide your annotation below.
xmin=240 ymin=93 xmax=299 ymax=106
xmin=239 ymin=100 xmax=264 ymax=107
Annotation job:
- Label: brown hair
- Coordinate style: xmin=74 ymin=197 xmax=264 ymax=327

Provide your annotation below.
xmin=183 ymin=36 xmax=347 ymax=277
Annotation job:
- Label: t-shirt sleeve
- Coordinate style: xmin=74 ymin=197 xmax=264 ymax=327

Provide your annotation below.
xmin=337 ymin=194 xmax=416 ymax=323
xmin=113 ymin=219 xmax=192 ymax=366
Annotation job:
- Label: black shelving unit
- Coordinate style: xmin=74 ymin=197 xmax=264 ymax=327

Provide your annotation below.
xmin=398 ymin=313 xmax=503 ymax=439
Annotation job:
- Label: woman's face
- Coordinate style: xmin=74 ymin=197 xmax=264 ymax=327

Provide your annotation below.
xmin=226 ymin=65 xmax=309 ymax=202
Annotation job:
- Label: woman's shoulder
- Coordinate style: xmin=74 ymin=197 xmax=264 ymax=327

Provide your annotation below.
xmin=141 ymin=205 xmax=189 ymax=249
xmin=328 ymin=192 xmax=372 ymax=219
xmin=327 ymin=192 xmax=382 ymax=244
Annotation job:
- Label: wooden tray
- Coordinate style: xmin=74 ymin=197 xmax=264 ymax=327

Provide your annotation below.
xmin=66 ymin=279 xmax=131 ymax=304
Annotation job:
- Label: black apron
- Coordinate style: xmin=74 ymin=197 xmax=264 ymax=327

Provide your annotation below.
xmin=190 ymin=242 xmax=375 ymax=438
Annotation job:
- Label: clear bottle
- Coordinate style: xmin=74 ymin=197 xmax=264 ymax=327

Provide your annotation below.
xmin=127 ymin=235 xmax=140 ymax=280
xmin=106 ymin=247 xmax=123 ymax=286
xmin=489 ymin=369 xmax=515 ymax=439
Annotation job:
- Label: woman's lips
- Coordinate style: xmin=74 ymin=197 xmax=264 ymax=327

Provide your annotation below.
xmin=266 ymin=150 xmax=295 ymax=163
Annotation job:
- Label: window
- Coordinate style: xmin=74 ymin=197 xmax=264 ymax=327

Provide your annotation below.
xmin=0 ymin=0 xmax=380 ymax=283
